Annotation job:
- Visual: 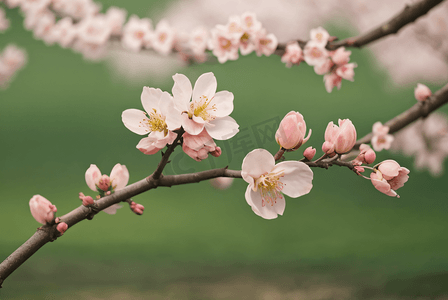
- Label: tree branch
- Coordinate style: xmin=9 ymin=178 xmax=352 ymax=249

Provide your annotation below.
xmin=276 ymin=0 xmax=446 ymax=54
xmin=355 ymin=82 xmax=448 ymax=147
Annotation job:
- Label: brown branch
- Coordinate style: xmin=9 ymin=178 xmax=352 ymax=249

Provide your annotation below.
xmin=276 ymin=0 xmax=446 ymax=55
xmin=356 ymin=82 xmax=448 ymax=147
xmin=152 ymin=129 xmax=184 ymax=180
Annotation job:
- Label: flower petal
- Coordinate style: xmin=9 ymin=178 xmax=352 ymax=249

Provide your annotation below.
xmin=182 ymin=113 xmax=205 ymax=135
xmin=122 ymin=109 xmax=151 ymax=135
xmin=110 ymin=164 xmax=129 ymax=190
xmin=141 ymin=87 xmax=162 ymax=114
xmin=172 ymin=73 xmax=192 ymax=111
xmin=85 ymin=164 xmax=102 ymax=191
xmin=245 ymin=186 xmax=278 ymax=219
xmin=137 ymin=136 xmax=164 ymax=155
xmin=242 ymin=149 xmax=275 ymax=184
xmin=192 ymin=72 xmax=217 ymax=102
xmin=205 ymin=116 xmax=239 ymax=140
xmin=273 ymin=161 xmax=313 ymax=197
xmin=103 ymin=203 xmax=122 ymax=215
xmin=210 ymin=90 xmax=234 ymax=118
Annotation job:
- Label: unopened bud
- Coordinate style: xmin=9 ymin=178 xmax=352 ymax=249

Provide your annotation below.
xmin=414 ymin=83 xmax=431 ymax=102
xmin=364 ymin=149 xmax=376 ymax=164
xmin=56 ymin=222 xmax=68 ymax=235
xmin=210 ymin=146 xmax=222 ymax=157
xmin=97 ymin=175 xmax=111 ymax=191
xmin=322 ymin=141 xmax=334 ymax=155
xmin=303 ymin=147 xmax=316 ymax=160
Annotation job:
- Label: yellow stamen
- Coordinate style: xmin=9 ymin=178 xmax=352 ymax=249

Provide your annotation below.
xmin=146 ymin=109 xmax=168 ymax=136
xmin=254 ymin=170 xmax=285 ymax=206
xmin=188 ymin=96 xmax=217 ymax=122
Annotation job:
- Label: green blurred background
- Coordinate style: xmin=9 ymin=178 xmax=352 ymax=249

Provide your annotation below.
xmin=1 ymin=1 xmax=448 ymax=299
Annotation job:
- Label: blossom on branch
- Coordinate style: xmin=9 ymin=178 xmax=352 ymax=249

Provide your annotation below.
xmin=182 ymin=129 xmax=221 ymax=161
xmin=122 ymin=87 xmax=182 ymax=155
xmin=172 ymin=72 xmax=239 ymax=139
xmin=281 ymin=42 xmax=303 ymax=68
xmin=371 ymin=122 xmax=394 ymax=152
xmin=84 ymin=164 xmax=129 ymax=214
xmin=370 ymin=160 xmax=409 ymax=198
xmin=29 ymin=195 xmax=57 ymax=225
xmin=121 ymin=15 xmax=152 ymax=52
xmin=242 ymin=149 xmax=313 ymax=219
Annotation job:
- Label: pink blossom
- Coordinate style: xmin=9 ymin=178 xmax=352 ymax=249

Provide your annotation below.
xmin=281 ymin=42 xmax=303 ymax=68
xmin=122 ymin=87 xmax=181 ymax=155
xmin=239 ymin=12 xmax=262 ymax=55
xmin=323 ymin=71 xmax=342 ymax=93
xmin=56 ymin=222 xmax=68 ymax=234
xmin=253 ymin=28 xmax=278 ymax=57
xmin=242 ymin=149 xmax=313 ymax=219
xmin=210 ymin=177 xmax=234 ymax=190
xmin=303 ymin=40 xmax=329 ymax=67
xmin=172 ymin=72 xmax=239 ymax=139
xmin=370 ymin=160 xmax=410 ymax=197
xmin=77 ymin=16 xmax=111 ymax=45
xmin=85 ymin=164 xmax=129 ymax=193
xmin=208 ymin=26 xmax=239 ymax=63
xmin=335 ymin=63 xmax=357 ymax=81
xmin=105 ymin=6 xmax=126 ymax=36
xmin=189 ymin=27 xmax=209 ymax=56
xmin=29 ymin=195 xmax=57 ymax=224
xmin=303 ymin=146 xmax=316 ymax=161
xmin=121 ymin=15 xmax=152 ymax=52
xmin=310 ymin=27 xmax=329 ymax=47
xmin=275 ymin=111 xmax=311 ymax=150
xmin=33 ymin=12 xmax=55 ymax=45
xmin=51 ymin=17 xmax=77 ymax=48
xmin=151 ymin=19 xmax=175 ymax=55
xmin=414 ymin=83 xmax=432 ymax=101
xmin=182 ymin=129 xmax=220 ymax=161
xmin=371 ymin=122 xmax=394 ymax=152
xmin=323 ymin=119 xmax=357 ymax=154
xmin=55 ymin=0 xmax=100 ymax=20
xmin=331 ymin=47 xmax=351 ymax=65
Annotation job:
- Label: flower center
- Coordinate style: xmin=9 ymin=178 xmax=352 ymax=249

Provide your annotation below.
xmin=188 ymin=95 xmax=216 ymax=121
xmin=146 ymin=108 xmax=168 ymax=136
xmin=254 ymin=170 xmax=285 ymax=207
xmin=219 ymin=37 xmax=232 ymax=49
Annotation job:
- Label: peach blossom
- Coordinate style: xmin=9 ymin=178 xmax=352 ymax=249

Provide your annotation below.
xmin=242 ymin=149 xmax=313 ymax=219
xmin=370 ymin=160 xmax=410 ymax=198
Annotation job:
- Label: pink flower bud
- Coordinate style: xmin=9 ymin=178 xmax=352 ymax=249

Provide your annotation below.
xmin=56 ymin=222 xmax=68 ymax=235
xmin=303 ymin=146 xmax=316 ymax=160
xmin=324 ymin=119 xmax=357 ymax=154
xmin=414 ymin=83 xmax=432 ymax=101
xmin=97 ymin=174 xmax=111 ymax=191
xmin=182 ymin=129 xmax=219 ymax=161
xmin=130 ymin=202 xmax=144 ymax=215
xmin=275 ymin=111 xmax=311 ymax=150
xmin=364 ymin=149 xmax=376 ymax=164
xmin=331 ymin=47 xmax=351 ymax=65
xmin=322 ymin=141 xmax=334 ymax=155
xmin=29 ymin=195 xmax=57 ymax=225
xmin=81 ymin=195 xmax=94 ymax=206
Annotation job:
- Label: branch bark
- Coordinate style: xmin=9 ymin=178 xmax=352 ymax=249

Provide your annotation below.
xmin=356 ymin=82 xmax=448 ymax=147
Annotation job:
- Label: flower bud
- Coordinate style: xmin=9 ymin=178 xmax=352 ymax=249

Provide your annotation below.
xmin=303 ymin=146 xmax=316 ymax=160
xmin=370 ymin=160 xmax=410 ymax=197
xmin=364 ymin=149 xmax=376 ymax=164
xmin=56 ymin=222 xmax=68 ymax=235
xmin=414 ymin=83 xmax=431 ymax=102
xmin=79 ymin=192 xmax=94 ymax=206
xmin=97 ymin=174 xmax=111 ymax=191
xmin=324 ymin=119 xmax=357 ymax=154
xmin=29 ymin=195 xmax=57 ymax=225
xmin=275 ymin=111 xmax=311 ymax=150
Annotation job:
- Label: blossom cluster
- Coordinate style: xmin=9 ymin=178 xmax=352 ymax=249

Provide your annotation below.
xmin=281 ymin=27 xmax=357 ymax=93
xmin=0 ymin=44 xmax=27 ymax=88
xmin=122 ymin=72 xmax=239 ymax=161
